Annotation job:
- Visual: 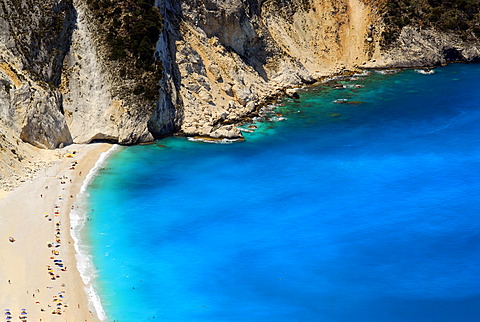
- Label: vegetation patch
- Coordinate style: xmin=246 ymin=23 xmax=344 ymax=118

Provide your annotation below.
xmin=86 ymin=0 xmax=163 ymax=101
xmin=382 ymin=0 xmax=480 ymax=46
xmin=262 ymin=0 xmax=312 ymax=22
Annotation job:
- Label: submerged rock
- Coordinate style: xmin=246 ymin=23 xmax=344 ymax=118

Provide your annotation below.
xmin=286 ymin=88 xmax=300 ymax=99
xmin=188 ymin=136 xmax=245 ymax=144
xmin=333 ymin=99 xmax=364 ymax=105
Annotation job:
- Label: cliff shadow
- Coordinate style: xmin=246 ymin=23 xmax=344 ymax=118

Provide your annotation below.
xmin=149 ymin=0 xmax=185 ymax=137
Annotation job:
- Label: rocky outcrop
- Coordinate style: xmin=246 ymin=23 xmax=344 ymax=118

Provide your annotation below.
xmin=168 ymin=0 xmax=383 ymax=138
xmin=0 ymin=63 xmax=73 ymax=149
xmin=0 ymin=0 xmax=75 ymax=189
xmin=149 ymin=0 xmax=182 ymax=138
xmin=0 ymin=0 xmax=74 ymax=149
xmin=60 ymin=0 xmax=180 ymax=145
xmin=0 ymin=127 xmax=59 ymax=191
xmin=364 ymin=26 xmax=480 ymax=68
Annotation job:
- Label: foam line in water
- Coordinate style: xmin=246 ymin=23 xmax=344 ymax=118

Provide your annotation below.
xmin=187 ymin=137 xmax=244 ymax=144
xmin=375 ymin=69 xmax=399 ymax=75
xmin=71 ymin=144 xmax=119 ymax=321
xmin=415 ymin=69 xmax=435 ymax=75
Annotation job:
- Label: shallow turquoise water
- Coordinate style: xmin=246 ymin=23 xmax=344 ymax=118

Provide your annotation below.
xmin=86 ymin=64 xmax=480 ymax=321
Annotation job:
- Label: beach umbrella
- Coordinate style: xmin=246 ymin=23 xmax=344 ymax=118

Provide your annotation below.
xmin=5 ymin=312 xmax=11 ymax=315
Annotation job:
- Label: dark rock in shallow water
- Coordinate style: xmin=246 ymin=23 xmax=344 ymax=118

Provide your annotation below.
xmin=333 ymin=99 xmax=364 ymax=105
xmin=285 ymin=88 xmax=300 ymax=99
xmin=329 ymin=82 xmax=345 ymax=89
xmin=189 ymin=136 xmax=245 ymax=144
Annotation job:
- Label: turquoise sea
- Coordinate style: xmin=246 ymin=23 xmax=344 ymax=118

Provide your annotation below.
xmin=81 ymin=64 xmax=480 ymax=321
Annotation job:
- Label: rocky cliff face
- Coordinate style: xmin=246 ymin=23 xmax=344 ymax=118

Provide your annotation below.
xmin=2 ymin=0 xmax=480 ymax=189
xmin=365 ymin=26 xmax=480 ymax=68
xmin=0 ymin=0 xmax=73 ymax=149
xmin=0 ymin=0 xmax=74 ymax=188
xmin=61 ymin=0 xmax=178 ymax=145
xmin=168 ymin=0 xmax=383 ymax=138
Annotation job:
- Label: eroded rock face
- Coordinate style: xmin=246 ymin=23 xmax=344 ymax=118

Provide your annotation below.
xmin=168 ymin=0 xmax=383 ymax=138
xmin=0 ymin=0 xmax=75 ymax=85
xmin=364 ymin=26 xmax=480 ymax=68
xmin=149 ymin=0 xmax=183 ymax=138
xmin=0 ymin=0 xmax=74 ymax=149
xmin=16 ymin=87 xmax=72 ymax=149
xmin=61 ymin=0 xmax=169 ymax=144
xmin=61 ymin=1 xmax=125 ymax=144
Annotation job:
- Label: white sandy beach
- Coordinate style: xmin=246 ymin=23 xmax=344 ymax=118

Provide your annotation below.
xmin=0 ymin=143 xmax=112 ymax=321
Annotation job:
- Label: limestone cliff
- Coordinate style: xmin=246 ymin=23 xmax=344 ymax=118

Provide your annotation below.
xmin=366 ymin=26 xmax=480 ymax=68
xmin=0 ymin=0 xmax=74 ymax=188
xmin=61 ymin=0 xmax=178 ymax=145
xmin=170 ymin=0 xmax=384 ymax=138
xmin=367 ymin=0 xmax=480 ymax=68
xmin=0 ymin=0 xmax=73 ymax=149
xmin=166 ymin=0 xmax=480 ymax=138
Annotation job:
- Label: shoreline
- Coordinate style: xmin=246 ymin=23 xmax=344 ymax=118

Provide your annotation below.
xmin=0 ymin=142 xmax=113 ymax=321
xmin=70 ymin=144 xmax=120 ymax=321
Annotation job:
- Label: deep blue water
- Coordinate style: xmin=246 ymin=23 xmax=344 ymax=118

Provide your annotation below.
xmin=85 ymin=64 xmax=480 ymax=321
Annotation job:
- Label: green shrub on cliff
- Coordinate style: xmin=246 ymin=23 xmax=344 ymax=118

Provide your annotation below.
xmin=262 ymin=0 xmax=311 ymax=22
xmin=382 ymin=0 xmax=480 ymax=45
xmin=86 ymin=0 xmax=163 ymax=100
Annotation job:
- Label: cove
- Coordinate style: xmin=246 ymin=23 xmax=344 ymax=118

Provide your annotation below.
xmin=84 ymin=64 xmax=480 ymax=321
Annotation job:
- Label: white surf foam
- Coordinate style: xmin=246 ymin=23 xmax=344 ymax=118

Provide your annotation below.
xmin=71 ymin=144 xmax=120 ymax=321
xmin=376 ymin=69 xmax=400 ymax=75
xmin=345 ymin=84 xmax=364 ymax=89
xmin=353 ymin=70 xmax=371 ymax=77
xmin=187 ymin=137 xmax=244 ymax=144
xmin=238 ymin=128 xmax=255 ymax=133
xmin=415 ymin=69 xmax=435 ymax=75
